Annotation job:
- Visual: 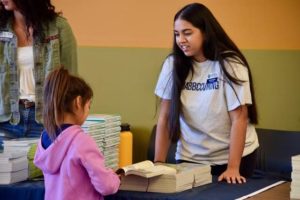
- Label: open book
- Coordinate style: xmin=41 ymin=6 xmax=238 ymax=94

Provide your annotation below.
xmin=116 ymin=160 xmax=176 ymax=178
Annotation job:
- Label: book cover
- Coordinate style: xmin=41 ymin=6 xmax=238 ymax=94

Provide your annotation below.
xmin=87 ymin=114 xmax=121 ymax=122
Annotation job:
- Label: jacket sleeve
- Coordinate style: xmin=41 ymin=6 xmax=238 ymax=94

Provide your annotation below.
xmin=77 ymin=134 xmax=120 ymax=196
xmin=57 ymin=17 xmax=78 ymax=75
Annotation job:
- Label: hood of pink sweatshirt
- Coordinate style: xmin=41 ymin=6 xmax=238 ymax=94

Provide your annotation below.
xmin=34 ymin=125 xmax=120 ymax=200
xmin=34 ymin=127 xmax=76 ymax=174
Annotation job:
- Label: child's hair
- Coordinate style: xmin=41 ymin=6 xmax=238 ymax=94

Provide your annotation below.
xmin=43 ymin=67 xmax=93 ymax=141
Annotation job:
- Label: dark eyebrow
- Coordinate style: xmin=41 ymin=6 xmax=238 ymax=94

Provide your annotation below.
xmin=174 ymin=29 xmax=192 ymax=33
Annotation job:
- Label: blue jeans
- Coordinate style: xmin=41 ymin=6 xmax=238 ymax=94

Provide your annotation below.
xmin=0 ymin=105 xmax=43 ymax=150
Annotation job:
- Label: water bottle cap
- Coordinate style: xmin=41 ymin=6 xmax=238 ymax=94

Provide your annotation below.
xmin=121 ymin=123 xmax=131 ymax=131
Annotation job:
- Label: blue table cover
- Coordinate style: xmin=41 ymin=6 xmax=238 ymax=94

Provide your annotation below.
xmin=0 ymin=172 xmax=285 ymax=200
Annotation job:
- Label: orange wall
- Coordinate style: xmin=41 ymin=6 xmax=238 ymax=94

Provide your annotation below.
xmin=53 ymin=0 xmax=300 ymax=49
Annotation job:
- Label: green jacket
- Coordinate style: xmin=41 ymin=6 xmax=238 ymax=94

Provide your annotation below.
xmin=0 ymin=16 xmax=77 ymax=124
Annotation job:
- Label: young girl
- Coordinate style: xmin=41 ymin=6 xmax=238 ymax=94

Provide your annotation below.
xmin=34 ymin=67 xmax=120 ymax=200
xmin=154 ymin=3 xmax=259 ymax=184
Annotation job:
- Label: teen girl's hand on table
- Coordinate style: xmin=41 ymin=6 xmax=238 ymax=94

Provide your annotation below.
xmin=218 ymin=168 xmax=246 ymax=184
xmin=218 ymin=105 xmax=248 ymax=184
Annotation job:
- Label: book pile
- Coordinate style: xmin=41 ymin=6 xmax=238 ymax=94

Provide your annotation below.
xmin=120 ymin=175 xmax=149 ymax=191
xmin=2 ymin=138 xmax=42 ymax=180
xmin=118 ymin=160 xmax=212 ymax=193
xmin=82 ymin=114 xmax=121 ymax=169
xmin=118 ymin=160 xmax=176 ymax=192
xmin=0 ymin=150 xmax=28 ymax=184
xmin=175 ymin=162 xmax=212 ymax=187
xmin=147 ymin=163 xmax=212 ymax=193
xmin=3 ymin=138 xmax=38 ymax=152
xmin=291 ymin=154 xmax=300 ymax=200
xmin=147 ymin=164 xmax=194 ymax=193
xmin=0 ymin=131 xmax=16 ymax=150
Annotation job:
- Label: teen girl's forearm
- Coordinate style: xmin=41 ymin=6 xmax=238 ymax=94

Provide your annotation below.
xmin=154 ymin=99 xmax=171 ymax=163
xmin=228 ymin=106 xmax=248 ymax=170
xmin=219 ymin=105 xmax=248 ymax=183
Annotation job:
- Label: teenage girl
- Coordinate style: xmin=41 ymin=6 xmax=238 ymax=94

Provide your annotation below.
xmin=154 ymin=3 xmax=259 ymax=184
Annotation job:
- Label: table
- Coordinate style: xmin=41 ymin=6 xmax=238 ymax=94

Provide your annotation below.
xmin=0 ymin=175 xmax=289 ymax=200
xmin=0 ymin=180 xmax=44 ymax=200
xmin=105 ymin=176 xmax=287 ymax=200
xmin=249 ymin=182 xmax=290 ymax=200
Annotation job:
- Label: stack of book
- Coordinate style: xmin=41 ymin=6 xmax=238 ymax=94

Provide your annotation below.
xmin=118 ymin=160 xmax=212 ymax=193
xmin=118 ymin=160 xmax=176 ymax=192
xmin=147 ymin=164 xmax=194 ymax=193
xmin=291 ymin=154 xmax=300 ymax=199
xmin=120 ymin=175 xmax=149 ymax=191
xmin=147 ymin=162 xmax=211 ymax=193
xmin=0 ymin=150 xmax=28 ymax=184
xmin=82 ymin=114 xmax=121 ymax=169
xmin=3 ymin=138 xmax=38 ymax=153
xmin=174 ymin=162 xmax=212 ymax=187
xmin=2 ymin=138 xmax=42 ymax=180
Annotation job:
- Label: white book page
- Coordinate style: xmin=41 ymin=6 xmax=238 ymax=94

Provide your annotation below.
xmin=122 ymin=160 xmax=154 ymax=174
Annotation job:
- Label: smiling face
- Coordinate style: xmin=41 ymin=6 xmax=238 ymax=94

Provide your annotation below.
xmin=174 ymin=19 xmax=206 ymax=62
xmin=0 ymin=0 xmax=17 ymax=11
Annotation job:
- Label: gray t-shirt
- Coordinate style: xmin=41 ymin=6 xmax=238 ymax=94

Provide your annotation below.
xmin=155 ymin=56 xmax=259 ymax=165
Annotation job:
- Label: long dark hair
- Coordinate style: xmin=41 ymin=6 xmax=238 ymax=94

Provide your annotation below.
xmin=43 ymin=67 xmax=93 ymax=141
xmin=0 ymin=0 xmax=59 ymax=40
xmin=169 ymin=3 xmax=258 ymax=142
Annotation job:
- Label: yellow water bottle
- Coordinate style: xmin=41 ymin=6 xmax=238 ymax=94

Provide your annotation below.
xmin=119 ymin=123 xmax=133 ymax=167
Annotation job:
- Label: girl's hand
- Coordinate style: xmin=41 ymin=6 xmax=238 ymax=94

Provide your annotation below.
xmin=218 ymin=168 xmax=246 ymax=184
xmin=118 ymin=174 xmax=123 ymax=180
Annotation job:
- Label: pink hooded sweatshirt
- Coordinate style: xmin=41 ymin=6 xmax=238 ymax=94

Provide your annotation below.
xmin=34 ymin=125 xmax=120 ymax=200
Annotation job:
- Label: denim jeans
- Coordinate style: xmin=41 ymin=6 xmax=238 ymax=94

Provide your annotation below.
xmin=0 ymin=105 xmax=43 ymax=150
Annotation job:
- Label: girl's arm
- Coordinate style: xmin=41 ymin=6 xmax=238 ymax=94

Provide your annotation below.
xmin=218 ymin=105 xmax=248 ymax=184
xmin=79 ymin=134 xmax=120 ymax=195
xmin=154 ymin=99 xmax=172 ymax=163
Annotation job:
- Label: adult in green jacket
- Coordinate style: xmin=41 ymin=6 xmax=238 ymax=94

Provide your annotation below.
xmin=0 ymin=0 xmax=77 ymax=144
